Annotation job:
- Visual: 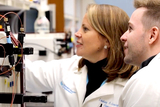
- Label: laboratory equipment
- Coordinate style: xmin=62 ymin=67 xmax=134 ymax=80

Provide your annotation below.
xmin=0 ymin=17 xmax=47 ymax=107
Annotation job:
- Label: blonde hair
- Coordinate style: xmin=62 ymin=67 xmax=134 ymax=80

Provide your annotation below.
xmin=78 ymin=4 xmax=139 ymax=82
xmin=134 ymin=0 xmax=160 ymax=30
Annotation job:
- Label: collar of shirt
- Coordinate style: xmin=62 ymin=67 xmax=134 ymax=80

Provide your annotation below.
xmin=132 ymin=55 xmax=156 ymax=76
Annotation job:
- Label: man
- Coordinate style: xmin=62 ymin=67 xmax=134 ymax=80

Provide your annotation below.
xmin=119 ymin=0 xmax=160 ymax=106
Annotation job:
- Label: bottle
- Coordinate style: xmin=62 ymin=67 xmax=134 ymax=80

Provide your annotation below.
xmin=34 ymin=0 xmax=50 ymax=34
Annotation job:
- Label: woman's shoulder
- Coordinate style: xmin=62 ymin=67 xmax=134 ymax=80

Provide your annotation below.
xmin=113 ymin=78 xmax=129 ymax=87
xmin=59 ymin=55 xmax=82 ymax=63
xmin=47 ymin=55 xmax=82 ymax=68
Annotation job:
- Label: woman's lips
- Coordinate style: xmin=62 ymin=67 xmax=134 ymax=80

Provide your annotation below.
xmin=76 ymin=41 xmax=82 ymax=48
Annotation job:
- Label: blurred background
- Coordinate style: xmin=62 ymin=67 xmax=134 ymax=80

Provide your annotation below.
xmin=0 ymin=0 xmax=135 ymax=107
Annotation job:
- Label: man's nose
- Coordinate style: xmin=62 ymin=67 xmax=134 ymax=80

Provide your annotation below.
xmin=120 ymin=31 xmax=127 ymax=42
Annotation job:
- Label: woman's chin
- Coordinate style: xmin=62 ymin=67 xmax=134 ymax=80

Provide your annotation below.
xmin=76 ymin=51 xmax=83 ymax=56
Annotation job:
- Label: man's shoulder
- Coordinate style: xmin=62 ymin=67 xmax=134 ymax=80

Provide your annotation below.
xmin=119 ymin=54 xmax=160 ymax=107
xmin=127 ymin=59 xmax=160 ymax=88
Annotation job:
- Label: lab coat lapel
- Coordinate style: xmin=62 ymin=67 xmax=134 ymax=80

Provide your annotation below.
xmin=84 ymin=81 xmax=114 ymax=104
xmin=74 ymin=65 xmax=87 ymax=105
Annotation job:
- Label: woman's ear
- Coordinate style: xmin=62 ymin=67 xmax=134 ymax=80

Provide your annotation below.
xmin=106 ymin=39 xmax=110 ymax=48
xmin=149 ymin=26 xmax=159 ymax=44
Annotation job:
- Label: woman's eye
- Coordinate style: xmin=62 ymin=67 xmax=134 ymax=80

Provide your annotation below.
xmin=83 ymin=27 xmax=88 ymax=32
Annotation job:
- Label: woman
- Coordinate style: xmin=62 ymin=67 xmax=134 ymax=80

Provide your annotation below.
xmin=25 ymin=4 xmax=138 ymax=107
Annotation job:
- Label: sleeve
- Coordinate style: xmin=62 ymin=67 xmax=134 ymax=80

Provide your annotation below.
xmin=119 ymin=71 xmax=160 ymax=107
xmin=25 ymin=59 xmax=57 ymax=92
xmin=25 ymin=55 xmax=81 ymax=93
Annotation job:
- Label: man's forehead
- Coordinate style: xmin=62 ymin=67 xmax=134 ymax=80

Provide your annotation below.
xmin=133 ymin=7 xmax=146 ymax=16
xmin=129 ymin=7 xmax=147 ymax=25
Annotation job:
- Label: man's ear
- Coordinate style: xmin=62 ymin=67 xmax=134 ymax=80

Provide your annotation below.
xmin=149 ymin=26 xmax=159 ymax=44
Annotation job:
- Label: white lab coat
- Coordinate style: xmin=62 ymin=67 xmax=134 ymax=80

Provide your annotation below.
xmin=119 ymin=53 xmax=160 ymax=107
xmin=25 ymin=55 xmax=128 ymax=107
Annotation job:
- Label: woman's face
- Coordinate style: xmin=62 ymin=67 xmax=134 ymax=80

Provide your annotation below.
xmin=75 ymin=14 xmax=108 ymax=63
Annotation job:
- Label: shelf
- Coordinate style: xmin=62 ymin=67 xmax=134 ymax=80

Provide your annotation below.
xmin=65 ymin=14 xmax=79 ymax=22
xmin=0 ymin=0 xmax=33 ymax=10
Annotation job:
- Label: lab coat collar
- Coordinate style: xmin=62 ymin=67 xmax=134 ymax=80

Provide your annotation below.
xmin=115 ymin=78 xmax=128 ymax=86
xmin=148 ymin=53 xmax=160 ymax=66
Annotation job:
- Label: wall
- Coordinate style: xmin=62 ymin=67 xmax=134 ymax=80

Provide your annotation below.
xmin=76 ymin=0 xmax=96 ymax=32
xmin=94 ymin=0 xmax=135 ymax=17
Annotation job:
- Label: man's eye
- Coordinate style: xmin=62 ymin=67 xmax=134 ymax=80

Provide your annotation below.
xmin=128 ymin=26 xmax=132 ymax=32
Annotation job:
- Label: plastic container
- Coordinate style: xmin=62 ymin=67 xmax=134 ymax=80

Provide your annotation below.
xmin=34 ymin=0 xmax=50 ymax=34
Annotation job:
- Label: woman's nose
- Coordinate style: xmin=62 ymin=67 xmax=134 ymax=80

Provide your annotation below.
xmin=75 ymin=32 xmax=82 ymax=37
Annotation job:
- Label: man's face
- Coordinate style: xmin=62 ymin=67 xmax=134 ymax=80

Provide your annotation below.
xmin=120 ymin=8 xmax=149 ymax=66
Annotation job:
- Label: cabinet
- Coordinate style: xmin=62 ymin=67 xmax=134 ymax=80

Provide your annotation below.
xmin=48 ymin=0 xmax=64 ymax=32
